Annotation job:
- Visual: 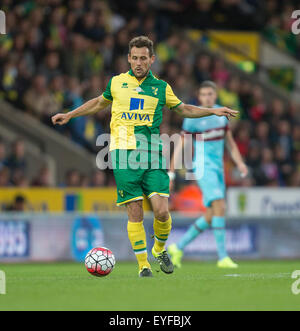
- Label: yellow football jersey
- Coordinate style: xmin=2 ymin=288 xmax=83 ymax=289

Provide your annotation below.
xmin=102 ymin=70 xmax=182 ymax=150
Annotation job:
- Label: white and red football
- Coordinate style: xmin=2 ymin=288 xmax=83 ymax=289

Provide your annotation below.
xmin=84 ymin=247 xmax=116 ymax=277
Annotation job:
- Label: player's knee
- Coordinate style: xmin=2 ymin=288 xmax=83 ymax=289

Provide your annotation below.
xmin=154 ymin=209 xmax=169 ymax=222
xmin=213 ymin=200 xmax=226 ymax=216
xmin=218 ymin=206 xmax=226 ymax=216
xmin=126 ymin=200 xmax=144 ymax=222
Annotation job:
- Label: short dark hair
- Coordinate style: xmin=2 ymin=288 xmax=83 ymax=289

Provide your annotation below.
xmin=129 ymin=36 xmax=154 ymax=57
xmin=199 ymin=80 xmax=217 ymax=91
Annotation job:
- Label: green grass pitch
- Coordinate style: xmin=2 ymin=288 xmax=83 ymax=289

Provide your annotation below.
xmin=0 ymin=260 xmax=299 ymax=311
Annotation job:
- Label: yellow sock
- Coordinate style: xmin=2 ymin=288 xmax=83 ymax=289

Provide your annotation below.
xmin=127 ymin=221 xmax=151 ymax=271
xmin=153 ymin=214 xmax=172 ymax=254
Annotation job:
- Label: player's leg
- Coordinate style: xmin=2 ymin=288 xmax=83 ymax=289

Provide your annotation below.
xmin=211 ymin=199 xmax=238 ymax=268
xmin=150 ymin=194 xmax=171 ymax=254
xmin=149 ymin=194 xmax=174 ymax=274
xmin=142 ymin=163 xmax=173 ymax=274
xmin=112 ymin=150 xmax=152 ymax=276
xmin=211 ymin=199 xmax=227 ymax=260
xmin=142 ymin=167 xmax=172 ymax=256
xmin=168 ymin=207 xmax=213 ymax=268
xmin=168 ymin=169 xmax=216 ymax=267
xmin=178 ymin=207 xmax=213 ymax=251
xmin=126 ymin=200 xmax=152 ymax=276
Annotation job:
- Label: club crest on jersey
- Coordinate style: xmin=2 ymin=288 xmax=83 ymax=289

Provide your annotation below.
xmin=152 ymin=87 xmax=158 ymax=95
xmin=121 ymin=82 xmax=128 ymax=88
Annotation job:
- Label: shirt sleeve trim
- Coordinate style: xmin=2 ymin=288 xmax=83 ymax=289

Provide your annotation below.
xmin=170 ymin=101 xmax=183 ymax=110
xmin=102 ymin=94 xmax=113 ymax=102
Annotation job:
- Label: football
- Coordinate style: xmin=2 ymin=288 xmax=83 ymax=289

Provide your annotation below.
xmin=84 ymin=247 xmax=116 ymax=277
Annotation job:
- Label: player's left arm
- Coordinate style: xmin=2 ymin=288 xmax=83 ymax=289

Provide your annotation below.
xmin=174 ymin=103 xmax=238 ymax=119
xmin=165 ymin=83 xmax=238 ymax=118
xmin=225 ymin=129 xmax=248 ymax=178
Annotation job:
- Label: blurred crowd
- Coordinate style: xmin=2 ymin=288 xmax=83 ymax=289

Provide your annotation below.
xmin=0 ymin=136 xmax=109 ymax=187
xmin=0 ymin=0 xmax=300 ymax=188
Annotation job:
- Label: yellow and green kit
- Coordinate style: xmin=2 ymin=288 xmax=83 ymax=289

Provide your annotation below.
xmin=102 ymin=69 xmax=182 ymax=205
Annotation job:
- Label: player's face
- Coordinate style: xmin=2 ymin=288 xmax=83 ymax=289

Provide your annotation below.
xmin=128 ymin=47 xmax=155 ymax=79
xmin=198 ymin=87 xmax=217 ymax=107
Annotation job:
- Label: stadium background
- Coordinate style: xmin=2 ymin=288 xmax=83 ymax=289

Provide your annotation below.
xmin=0 ymin=0 xmax=300 ymax=264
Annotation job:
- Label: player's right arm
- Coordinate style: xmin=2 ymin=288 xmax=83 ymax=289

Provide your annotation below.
xmin=225 ymin=129 xmax=248 ymax=178
xmin=51 ymin=95 xmax=111 ymax=125
xmin=169 ymin=133 xmax=184 ymax=191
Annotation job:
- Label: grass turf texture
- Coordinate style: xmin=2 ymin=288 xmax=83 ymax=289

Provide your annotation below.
xmin=0 ymin=260 xmax=299 ymax=311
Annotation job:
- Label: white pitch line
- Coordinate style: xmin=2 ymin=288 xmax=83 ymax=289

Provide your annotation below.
xmin=224 ymin=272 xmax=291 ymax=280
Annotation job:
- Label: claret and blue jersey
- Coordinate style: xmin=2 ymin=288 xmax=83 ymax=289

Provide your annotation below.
xmin=182 ymin=104 xmax=229 ymax=207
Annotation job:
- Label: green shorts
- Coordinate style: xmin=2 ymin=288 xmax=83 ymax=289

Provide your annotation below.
xmin=111 ymin=149 xmax=170 ymax=206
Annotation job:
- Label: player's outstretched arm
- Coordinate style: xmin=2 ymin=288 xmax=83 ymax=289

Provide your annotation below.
xmin=225 ymin=130 xmax=248 ymax=178
xmin=51 ymin=95 xmax=111 ymax=125
xmin=174 ymin=103 xmax=238 ymax=119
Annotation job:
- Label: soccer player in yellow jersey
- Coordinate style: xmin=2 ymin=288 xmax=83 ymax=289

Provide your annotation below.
xmin=52 ymin=36 xmax=238 ymax=277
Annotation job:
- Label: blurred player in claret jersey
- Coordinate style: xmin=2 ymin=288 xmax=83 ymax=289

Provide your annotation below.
xmin=168 ymin=81 xmax=248 ymax=269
